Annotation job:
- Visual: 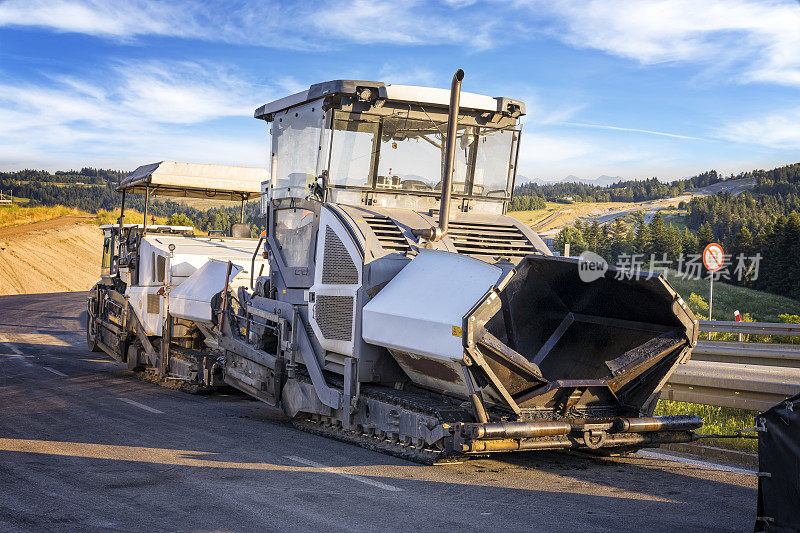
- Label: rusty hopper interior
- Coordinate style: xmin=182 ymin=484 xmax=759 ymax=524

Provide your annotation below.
xmin=456 ymin=255 xmax=702 ymax=454
xmin=475 ymin=255 xmax=698 ymax=417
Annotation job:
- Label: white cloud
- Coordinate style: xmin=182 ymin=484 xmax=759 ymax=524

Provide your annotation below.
xmin=273 ymin=77 xmax=308 ymax=96
xmin=718 ymin=108 xmax=800 ymax=150
xmin=0 ymin=0 xmax=201 ymax=41
xmin=529 ymin=0 xmax=800 ymax=87
xmin=0 ymin=0 xmax=506 ymax=49
xmin=5 ymin=0 xmax=799 ymax=88
xmin=0 ymin=60 xmax=271 ymax=169
xmin=559 ymin=122 xmax=705 ymax=141
xmin=113 ymin=61 xmax=257 ymax=123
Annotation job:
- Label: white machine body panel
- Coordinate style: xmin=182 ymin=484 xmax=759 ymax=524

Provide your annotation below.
xmin=362 ymin=251 xmax=502 ymax=394
xmin=170 ymin=260 xmax=244 ymax=324
xmin=125 ymin=232 xmax=267 ymax=335
xmin=308 ymin=207 xmax=363 ymax=358
xmin=127 ymin=285 xmax=163 ymax=337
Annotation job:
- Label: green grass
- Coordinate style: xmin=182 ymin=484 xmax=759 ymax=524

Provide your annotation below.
xmin=662 ymin=215 xmax=688 ymax=231
xmin=654 ymin=400 xmax=758 ymax=453
xmin=507 ymin=202 xmax=562 ymax=226
xmin=3 ymin=195 xmax=31 ymax=205
xmin=0 ymin=205 xmax=172 ymax=229
xmin=95 ymin=209 xmax=169 ymax=227
xmin=0 ymin=205 xmax=93 ymax=227
xmin=667 ymin=270 xmax=800 ymax=323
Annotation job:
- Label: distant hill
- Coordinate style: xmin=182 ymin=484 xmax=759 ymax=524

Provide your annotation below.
xmin=0 ymin=167 xmax=265 ymax=235
xmin=539 ymin=161 xmax=800 ymax=302
xmin=518 ymin=174 xmax=625 ymax=186
xmin=512 ymin=170 xmax=727 ymax=206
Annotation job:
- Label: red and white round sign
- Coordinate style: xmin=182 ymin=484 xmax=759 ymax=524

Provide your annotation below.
xmin=703 ymin=242 xmax=725 ymax=272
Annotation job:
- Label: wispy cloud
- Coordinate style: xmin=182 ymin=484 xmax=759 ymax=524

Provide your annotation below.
xmin=559 ymin=122 xmax=705 ymax=141
xmin=529 ymin=0 xmax=800 ymax=87
xmin=0 ymin=59 xmax=270 ymax=169
xmin=0 ymin=0 xmax=202 ymax=41
xmin=718 ymin=107 xmax=800 ymax=150
xmin=4 ymin=1 xmax=799 ymax=87
xmin=4 ymin=1 xmax=800 ymax=87
xmin=0 ymin=0 xmax=510 ymax=50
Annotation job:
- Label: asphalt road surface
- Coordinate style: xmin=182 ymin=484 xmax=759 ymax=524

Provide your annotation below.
xmin=0 ymin=292 xmax=757 ymax=532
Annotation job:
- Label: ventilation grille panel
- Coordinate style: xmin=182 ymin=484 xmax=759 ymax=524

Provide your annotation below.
xmin=322 ymin=226 xmax=359 ymax=284
xmin=446 ymin=221 xmax=535 ymax=261
xmin=362 ymin=215 xmax=410 ymax=254
xmin=315 ymin=295 xmax=354 ymax=341
xmin=146 ymin=293 xmax=160 ymax=314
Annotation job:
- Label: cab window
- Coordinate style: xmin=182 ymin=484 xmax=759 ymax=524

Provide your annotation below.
xmin=101 ymin=231 xmax=114 ymax=273
xmin=274 ymin=208 xmax=315 ymax=267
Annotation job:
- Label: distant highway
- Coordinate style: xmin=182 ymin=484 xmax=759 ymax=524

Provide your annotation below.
xmin=0 ymin=292 xmax=756 ymax=532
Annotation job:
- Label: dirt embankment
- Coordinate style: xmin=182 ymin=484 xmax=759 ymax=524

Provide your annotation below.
xmin=0 ymin=217 xmax=102 ymax=295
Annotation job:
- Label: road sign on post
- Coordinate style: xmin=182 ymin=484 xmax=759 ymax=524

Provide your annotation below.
xmin=703 ymin=242 xmax=725 ymax=338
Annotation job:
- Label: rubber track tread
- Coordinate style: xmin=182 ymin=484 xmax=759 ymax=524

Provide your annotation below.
xmin=291 ymin=376 xmax=472 ymax=465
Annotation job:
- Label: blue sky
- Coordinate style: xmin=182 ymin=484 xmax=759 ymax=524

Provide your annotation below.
xmin=1 ymin=0 xmax=799 ymax=181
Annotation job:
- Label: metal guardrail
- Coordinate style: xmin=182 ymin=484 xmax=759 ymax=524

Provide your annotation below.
xmin=697 ymin=319 xmax=800 ymax=336
xmin=662 ymin=321 xmax=800 ymax=411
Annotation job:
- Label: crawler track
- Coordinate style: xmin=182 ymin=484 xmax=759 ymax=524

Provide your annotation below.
xmin=293 ymin=380 xmax=473 ymax=465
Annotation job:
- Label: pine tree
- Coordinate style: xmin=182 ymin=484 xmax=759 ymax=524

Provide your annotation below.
xmin=681 ymin=227 xmax=698 ymax=256
xmin=665 ymin=225 xmax=683 ymax=259
xmin=648 ymin=212 xmax=666 ymax=257
xmin=555 ymin=225 xmax=587 ymax=256
xmin=698 ymin=221 xmax=714 ymax=249
xmin=733 ymin=226 xmax=753 ymax=257
xmin=634 ymin=212 xmax=650 ymax=255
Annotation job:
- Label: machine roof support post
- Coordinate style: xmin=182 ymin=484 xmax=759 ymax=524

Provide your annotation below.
xmin=143 ymin=186 xmax=149 ymax=232
xmin=240 ymin=196 xmax=245 ymax=223
xmin=118 ymin=190 xmax=126 ymax=231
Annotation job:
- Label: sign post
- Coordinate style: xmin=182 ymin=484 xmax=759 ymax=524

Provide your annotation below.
xmin=703 ymin=242 xmax=725 ymax=339
xmin=734 ymin=310 xmax=742 ymax=341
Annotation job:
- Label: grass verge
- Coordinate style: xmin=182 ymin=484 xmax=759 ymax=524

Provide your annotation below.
xmin=654 ymin=399 xmax=758 ymax=453
xmin=666 ymin=270 xmax=800 ymax=324
xmin=507 ymin=202 xmax=562 ymax=227
xmin=0 ymin=206 xmax=171 ymax=229
xmin=0 ymin=205 xmax=92 ymax=228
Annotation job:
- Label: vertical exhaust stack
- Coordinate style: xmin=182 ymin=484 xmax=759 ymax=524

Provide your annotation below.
xmin=413 ymin=68 xmax=464 ymax=242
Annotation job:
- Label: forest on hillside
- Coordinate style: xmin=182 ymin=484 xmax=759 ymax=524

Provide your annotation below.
xmin=1 ymin=167 xmax=127 ymax=185
xmin=553 ymin=163 xmax=800 ymax=301
xmin=509 ymin=170 xmax=724 ymax=208
xmin=0 ymin=168 xmax=264 ymax=234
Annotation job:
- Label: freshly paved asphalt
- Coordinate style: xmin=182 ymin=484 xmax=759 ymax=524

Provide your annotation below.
xmin=0 ymin=292 xmax=757 ymax=532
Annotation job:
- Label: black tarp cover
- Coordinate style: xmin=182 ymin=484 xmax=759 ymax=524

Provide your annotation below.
xmin=756 ymin=392 xmax=800 ymax=532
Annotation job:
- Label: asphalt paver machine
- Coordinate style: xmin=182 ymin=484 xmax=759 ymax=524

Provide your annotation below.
xmin=87 ymin=162 xmax=269 ymax=390
xmin=215 ymin=71 xmax=703 ymax=462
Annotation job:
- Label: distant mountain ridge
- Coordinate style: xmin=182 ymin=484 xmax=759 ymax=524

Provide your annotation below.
xmin=517 ymin=174 xmax=625 ymax=186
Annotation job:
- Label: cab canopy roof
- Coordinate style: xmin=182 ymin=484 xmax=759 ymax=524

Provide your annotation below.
xmin=118 ymin=162 xmax=267 ymax=201
xmin=254 ymin=79 xmax=526 ymax=121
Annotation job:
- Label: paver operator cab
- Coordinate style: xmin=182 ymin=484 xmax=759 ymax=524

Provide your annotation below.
xmin=89 ymin=71 xmax=703 ymax=462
